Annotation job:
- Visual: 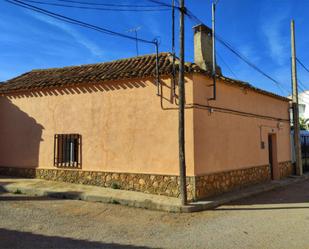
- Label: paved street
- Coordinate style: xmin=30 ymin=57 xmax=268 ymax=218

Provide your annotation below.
xmin=1 ymin=180 xmax=309 ymax=249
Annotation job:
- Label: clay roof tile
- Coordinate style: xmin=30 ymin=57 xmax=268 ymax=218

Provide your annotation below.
xmin=0 ymin=52 xmax=288 ymax=101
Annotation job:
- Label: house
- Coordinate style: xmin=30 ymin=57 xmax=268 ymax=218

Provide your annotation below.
xmin=288 ymin=91 xmax=309 ymax=169
xmin=288 ymin=90 xmax=309 ymax=120
xmin=0 ymin=24 xmax=292 ymax=201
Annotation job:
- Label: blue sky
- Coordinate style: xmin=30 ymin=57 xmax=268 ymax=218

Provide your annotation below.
xmin=1 ymin=0 xmax=309 ymax=97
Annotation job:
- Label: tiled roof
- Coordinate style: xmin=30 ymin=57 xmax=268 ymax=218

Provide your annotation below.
xmin=0 ymin=52 xmax=289 ymax=101
xmin=0 ymin=52 xmax=201 ymax=93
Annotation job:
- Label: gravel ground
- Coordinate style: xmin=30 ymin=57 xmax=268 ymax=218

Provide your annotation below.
xmin=1 ymin=180 xmax=309 ymax=249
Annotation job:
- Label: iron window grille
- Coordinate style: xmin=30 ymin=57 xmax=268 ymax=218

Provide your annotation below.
xmin=54 ymin=134 xmax=82 ymax=168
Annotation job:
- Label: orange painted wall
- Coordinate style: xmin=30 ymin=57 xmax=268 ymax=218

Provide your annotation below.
xmin=191 ymin=74 xmax=291 ymax=175
xmin=0 ymin=77 xmax=195 ymax=176
xmin=0 ymin=73 xmax=291 ymax=177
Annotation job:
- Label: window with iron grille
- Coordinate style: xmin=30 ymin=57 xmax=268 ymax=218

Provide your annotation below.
xmin=54 ymin=134 xmax=82 ymax=168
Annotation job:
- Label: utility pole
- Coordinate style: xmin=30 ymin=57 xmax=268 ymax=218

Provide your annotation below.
xmin=211 ymin=1 xmax=217 ymax=100
xmin=171 ymin=0 xmax=176 ymax=98
xmin=291 ymin=20 xmax=303 ymax=176
xmin=178 ymin=0 xmax=187 ymax=205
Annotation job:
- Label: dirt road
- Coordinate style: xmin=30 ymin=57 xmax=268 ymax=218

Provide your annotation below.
xmin=1 ymin=180 xmax=309 ymax=249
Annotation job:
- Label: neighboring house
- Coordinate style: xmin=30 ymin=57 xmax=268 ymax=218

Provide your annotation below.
xmin=288 ymin=90 xmax=309 ymax=120
xmin=0 ymin=24 xmax=292 ymax=201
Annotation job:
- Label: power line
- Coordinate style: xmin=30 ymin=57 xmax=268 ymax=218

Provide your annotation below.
xmin=185 ymin=9 xmax=203 ymax=25
xmin=185 ymin=8 xmax=290 ymax=95
xmin=216 ymin=36 xmax=289 ymax=94
xmin=22 ymin=0 xmax=171 ymax=11
xmin=298 ymin=79 xmax=308 ymax=92
xmin=297 ymin=57 xmax=309 ymax=75
xmin=217 ymin=51 xmax=237 ymax=78
xmin=6 ymin=0 xmax=156 ymax=45
xmin=288 ymin=78 xmax=309 ymax=105
xmin=295 ymin=81 xmax=309 ymax=105
xmin=296 ymin=82 xmax=309 ymax=106
xmin=57 ymin=0 xmax=165 ymax=8
xmin=147 ymin=0 xmax=176 ymax=8
xmin=8 ymin=0 xmax=291 ymax=96
xmin=296 ymin=58 xmax=309 ymax=93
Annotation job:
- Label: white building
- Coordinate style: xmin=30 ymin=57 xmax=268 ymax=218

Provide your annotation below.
xmin=288 ymin=90 xmax=309 ymax=120
xmin=298 ymin=91 xmax=309 ymax=119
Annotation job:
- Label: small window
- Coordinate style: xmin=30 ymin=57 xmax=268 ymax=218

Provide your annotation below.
xmin=54 ymin=134 xmax=81 ymax=168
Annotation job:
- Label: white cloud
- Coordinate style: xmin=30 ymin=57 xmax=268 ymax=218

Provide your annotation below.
xmin=28 ymin=12 xmax=105 ymax=58
xmin=260 ymin=10 xmax=290 ymax=66
xmin=240 ymin=44 xmax=261 ymax=64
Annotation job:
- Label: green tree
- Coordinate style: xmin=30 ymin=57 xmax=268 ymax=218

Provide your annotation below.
xmin=299 ymin=117 xmax=309 ymax=130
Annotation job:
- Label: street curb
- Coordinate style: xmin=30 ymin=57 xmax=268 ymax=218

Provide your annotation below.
xmin=0 ymin=183 xmax=182 ymax=212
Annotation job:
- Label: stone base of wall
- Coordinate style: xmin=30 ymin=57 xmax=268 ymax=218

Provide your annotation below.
xmin=194 ymin=165 xmax=271 ymax=200
xmin=0 ymin=162 xmax=294 ymax=201
xmin=0 ymin=167 xmax=194 ymax=200
xmin=194 ymin=161 xmax=294 ymax=200
xmin=279 ymin=161 xmax=294 ymax=179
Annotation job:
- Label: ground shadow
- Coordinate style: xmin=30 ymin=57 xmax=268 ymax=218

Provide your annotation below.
xmin=0 ymin=228 xmax=157 ymax=249
xmin=0 ymin=195 xmax=56 ymax=201
xmin=44 ymin=190 xmax=86 ymax=200
xmin=0 ymin=182 xmax=10 ymax=194
xmin=0 ymin=186 xmax=87 ymax=201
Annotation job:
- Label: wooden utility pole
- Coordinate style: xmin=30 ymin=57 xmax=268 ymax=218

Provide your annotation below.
xmin=291 ymin=20 xmax=303 ymax=176
xmin=171 ymin=0 xmax=176 ymax=98
xmin=178 ymin=0 xmax=187 ymax=205
xmin=211 ymin=1 xmax=217 ymax=100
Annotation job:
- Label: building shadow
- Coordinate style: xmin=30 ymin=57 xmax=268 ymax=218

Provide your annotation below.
xmin=0 ymin=228 xmax=157 ymax=249
xmin=0 ymin=183 xmax=88 ymax=201
xmin=0 ymin=195 xmax=57 ymax=201
xmin=4 ymin=80 xmax=148 ymax=99
xmin=4 ymin=79 xmax=178 ymax=111
xmin=0 ymin=182 xmax=10 ymax=194
xmin=0 ymin=97 xmax=43 ymax=168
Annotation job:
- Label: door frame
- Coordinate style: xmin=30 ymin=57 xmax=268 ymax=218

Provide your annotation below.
xmin=268 ymin=133 xmax=280 ymax=180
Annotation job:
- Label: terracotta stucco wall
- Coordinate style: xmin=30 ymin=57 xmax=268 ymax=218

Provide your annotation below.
xmin=192 ymin=74 xmax=291 ymax=176
xmin=0 ymin=73 xmax=292 ymax=179
xmin=0 ymin=77 xmax=195 ymax=176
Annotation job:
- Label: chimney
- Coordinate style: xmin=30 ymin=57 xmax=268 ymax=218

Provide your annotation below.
xmin=193 ymin=24 xmax=221 ymax=74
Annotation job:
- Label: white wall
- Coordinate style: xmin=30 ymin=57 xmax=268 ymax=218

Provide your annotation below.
xmin=298 ymin=91 xmax=309 ymax=119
